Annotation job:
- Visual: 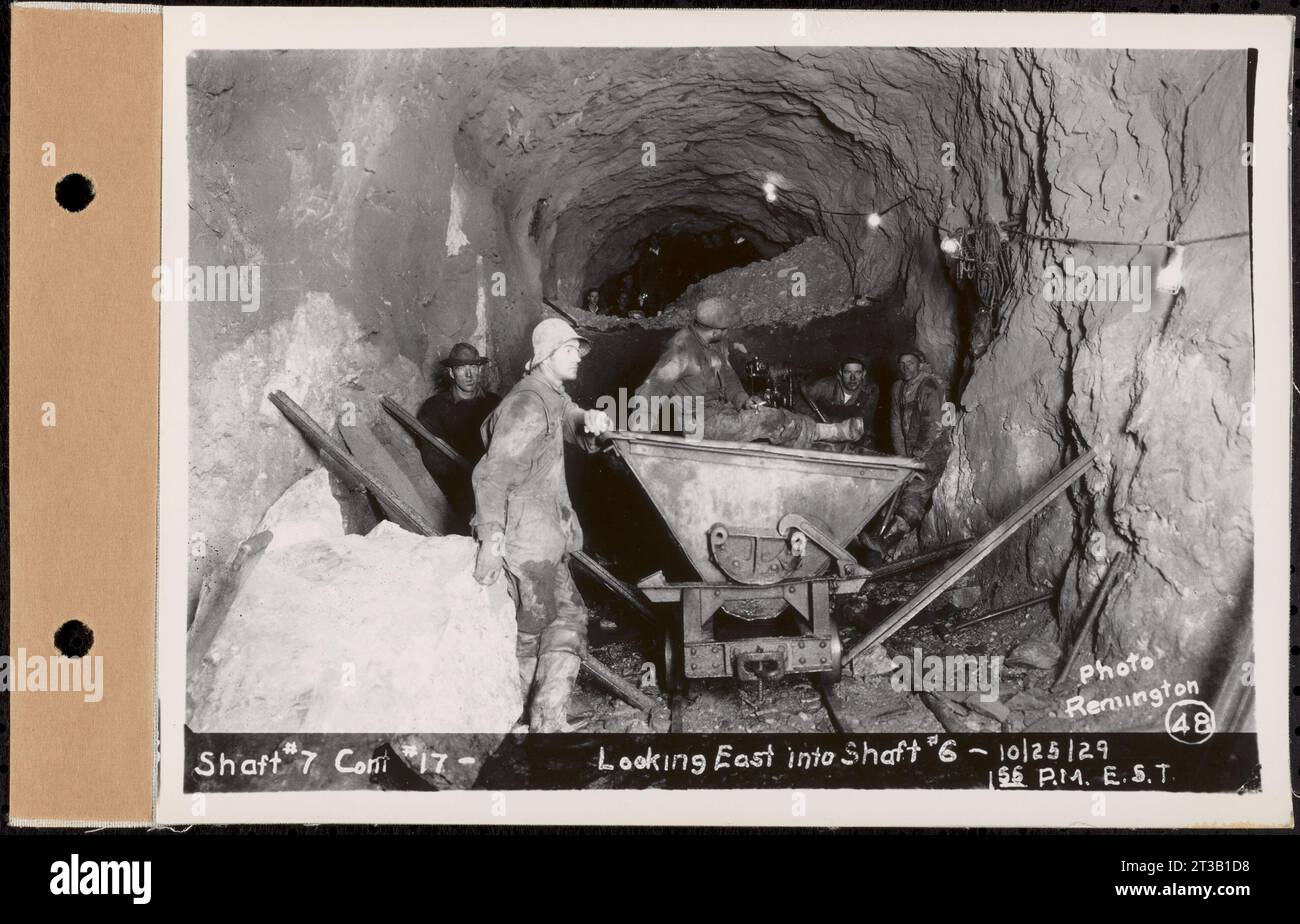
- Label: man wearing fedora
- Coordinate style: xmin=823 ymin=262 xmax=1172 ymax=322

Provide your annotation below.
xmin=417 ymin=342 xmax=500 ymax=529
xmin=471 ymin=319 xmax=613 ymax=732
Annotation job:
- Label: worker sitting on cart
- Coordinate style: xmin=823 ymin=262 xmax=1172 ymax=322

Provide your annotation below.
xmin=471 ymin=318 xmax=614 ymax=732
xmin=800 ymin=355 xmax=880 ymax=451
xmin=634 ymin=296 xmax=862 ymax=447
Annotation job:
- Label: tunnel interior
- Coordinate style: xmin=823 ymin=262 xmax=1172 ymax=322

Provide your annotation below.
xmin=187 ymin=45 xmax=1255 ymax=714
xmin=582 ymin=221 xmax=780 ymax=317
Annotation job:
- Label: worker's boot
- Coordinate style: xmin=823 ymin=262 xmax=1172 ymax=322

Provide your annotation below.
xmin=814 ymin=416 xmax=864 ymax=443
xmin=530 ymin=651 xmax=582 ymax=733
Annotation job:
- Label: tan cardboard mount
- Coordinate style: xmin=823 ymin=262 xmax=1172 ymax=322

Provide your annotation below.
xmin=10 ymin=5 xmax=161 ymax=823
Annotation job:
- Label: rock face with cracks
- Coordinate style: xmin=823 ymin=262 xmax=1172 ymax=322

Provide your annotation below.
xmin=187 ymin=523 xmax=521 ymax=734
xmin=189 ymin=46 xmax=1253 ymax=693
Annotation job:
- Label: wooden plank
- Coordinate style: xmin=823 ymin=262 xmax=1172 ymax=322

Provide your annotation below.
xmin=859 ymin=539 xmax=974 ymax=582
xmin=371 ymin=415 xmax=456 ymax=529
xmin=1051 ymin=552 xmax=1129 ymax=691
xmin=340 ymin=419 xmax=453 ymax=536
xmin=571 ymin=551 xmax=656 ymax=628
xmin=270 ymin=391 xmax=438 ymax=537
xmin=382 ymin=394 xmax=471 ymax=472
xmin=845 ymin=449 xmax=1098 ymax=664
xmin=579 ymin=649 xmax=658 ymax=713
xmin=944 ymin=591 xmax=1055 ymax=637
xmin=187 ymin=530 xmax=275 ymax=678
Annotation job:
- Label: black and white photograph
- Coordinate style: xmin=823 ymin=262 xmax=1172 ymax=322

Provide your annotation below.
xmin=152 ymin=7 xmax=1292 ymax=826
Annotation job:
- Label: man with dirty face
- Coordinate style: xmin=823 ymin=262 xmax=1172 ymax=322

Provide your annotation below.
xmin=635 ymin=296 xmax=863 ymax=446
xmin=471 ymin=318 xmax=613 ymax=732
xmin=802 ymin=356 xmax=880 ymax=450
xmin=417 ymin=342 xmax=500 ymax=529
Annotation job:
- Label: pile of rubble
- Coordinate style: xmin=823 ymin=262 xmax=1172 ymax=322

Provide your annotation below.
xmin=187 ymin=467 xmax=522 ymax=734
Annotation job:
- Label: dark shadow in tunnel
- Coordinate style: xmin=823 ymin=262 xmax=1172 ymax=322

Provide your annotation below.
xmin=586 ymin=225 xmax=776 ymax=318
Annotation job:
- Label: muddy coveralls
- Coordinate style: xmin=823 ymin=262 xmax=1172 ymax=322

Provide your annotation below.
xmin=635 ymin=325 xmax=819 ymax=446
xmin=472 ymin=371 xmax=596 ymax=731
xmin=889 ymin=372 xmax=952 ymax=528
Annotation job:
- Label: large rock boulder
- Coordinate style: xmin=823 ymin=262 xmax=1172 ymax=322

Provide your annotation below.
xmin=188 ymin=522 xmax=521 ymax=733
xmin=253 ymin=466 xmax=345 ymax=553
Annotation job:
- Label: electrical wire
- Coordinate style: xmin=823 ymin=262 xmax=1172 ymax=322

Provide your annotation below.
xmin=771 ymin=188 xmax=1250 ymax=248
xmin=1003 ymin=228 xmax=1250 ymax=248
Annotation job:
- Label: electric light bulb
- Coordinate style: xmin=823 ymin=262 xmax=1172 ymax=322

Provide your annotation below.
xmin=940 ymin=237 xmax=961 ymax=255
xmin=866 ymin=212 xmax=882 ymax=229
xmin=762 ymin=181 xmax=777 ymax=202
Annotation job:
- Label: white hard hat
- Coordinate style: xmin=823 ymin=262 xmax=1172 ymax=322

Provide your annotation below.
xmin=528 ymin=317 xmax=591 ymax=371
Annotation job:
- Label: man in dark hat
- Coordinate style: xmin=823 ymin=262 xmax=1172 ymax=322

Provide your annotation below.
xmin=417 ymin=342 xmax=500 ymax=528
xmin=801 ymin=355 xmax=880 ymax=451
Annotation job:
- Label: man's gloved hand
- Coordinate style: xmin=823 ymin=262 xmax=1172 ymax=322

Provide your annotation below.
xmin=474 ymin=531 xmax=505 ymax=585
xmin=583 ymin=408 xmax=613 ymax=436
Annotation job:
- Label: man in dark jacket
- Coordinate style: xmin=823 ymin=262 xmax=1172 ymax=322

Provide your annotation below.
xmin=417 ymin=343 xmax=500 ymax=529
xmin=471 ymin=319 xmax=612 ymax=733
xmin=802 ymin=356 xmax=880 ymax=451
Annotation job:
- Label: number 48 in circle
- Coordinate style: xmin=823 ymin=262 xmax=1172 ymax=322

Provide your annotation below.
xmin=1165 ymin=699 xmax=1216 ymax=745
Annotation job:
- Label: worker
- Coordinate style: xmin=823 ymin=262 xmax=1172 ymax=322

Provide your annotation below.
xmin=634 ymin=296 xmax=862 ymax=446
xmin=884 ymin=349 xmax=952 ymax=537
xmin=416 ymin=343 xmax=500 ymax=530
xmin=802 ymin=355 xmax=880 ymax=450
xmin=471 ymin=318 xmax=613 ymax=733
xmin=610 ymin=275 xmax=634 ymax=318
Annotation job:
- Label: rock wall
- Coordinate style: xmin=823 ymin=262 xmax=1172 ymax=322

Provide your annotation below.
xmin=928 ymin=49 xmax=1252 ymax=686
xmin=187 ymin=50 xmax=529 ymax=611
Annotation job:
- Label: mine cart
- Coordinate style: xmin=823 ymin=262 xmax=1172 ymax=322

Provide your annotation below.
xmin=607 ymin=432 xmax=926 ymax=689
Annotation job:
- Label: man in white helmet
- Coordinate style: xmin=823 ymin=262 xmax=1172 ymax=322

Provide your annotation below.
xmin=635 ymin=295 xmax=862 ymax=446
xmin=471 ymin=317 xmax=613 ymax=732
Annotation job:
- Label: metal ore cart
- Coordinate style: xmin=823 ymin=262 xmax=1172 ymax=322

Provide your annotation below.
xmin=607 ymin=431 xmax=927 ymax=689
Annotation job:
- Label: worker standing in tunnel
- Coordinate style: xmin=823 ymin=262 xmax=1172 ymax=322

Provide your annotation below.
xmin=471 ymin=318 xmax=613 ymax=733
xmin=634 ymin=296 xmax=863 ymax=446
xmin=802 ymin=355 xmax=880 ymax=451
xmin=417 ymin=343 xmax=500 ymax=530
xmin=884 ymin=349 xmax=952 ymax=539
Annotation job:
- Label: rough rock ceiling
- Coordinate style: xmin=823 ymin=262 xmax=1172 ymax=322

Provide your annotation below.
xmin=448 ymin=47 xmax=966 ymax=299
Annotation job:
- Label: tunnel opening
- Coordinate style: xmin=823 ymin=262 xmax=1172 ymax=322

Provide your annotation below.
xmin=583 ymin=222 xmax=800 ymax=317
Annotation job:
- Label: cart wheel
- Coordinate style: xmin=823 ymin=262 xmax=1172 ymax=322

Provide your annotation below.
xmin=659 ymin=628 xmax=687 ymax=695
xmin=820 ymin=616 xmax=844 ymax=685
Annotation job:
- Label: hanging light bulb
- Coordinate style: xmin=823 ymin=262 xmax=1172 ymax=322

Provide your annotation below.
xmin=761 ymin=180 xmax=777 ymax=203
xmin=940 ymin=236 xmax=961 ymax=255
xmin=1155 ymin=243 xmax=1186 ymax=294
xmin=866 ymin=212 xmax=882 ymax=229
